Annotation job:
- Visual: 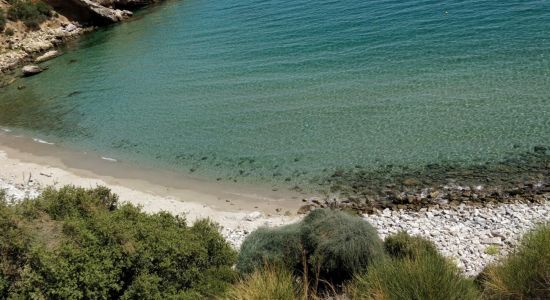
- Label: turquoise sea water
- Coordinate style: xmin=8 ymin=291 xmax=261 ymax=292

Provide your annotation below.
xmin=1 ymin=0 xmax=549 ymax=187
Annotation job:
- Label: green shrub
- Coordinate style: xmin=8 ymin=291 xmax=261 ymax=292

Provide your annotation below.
xmin=384 ymin=231 xmax=439 ymax=260
xmin=0 ymin=186 xmax=237 ymax=299
xmin=236 ymin=223 xmax=302 ymax=275
xmin=300 ymin=209 xmax=385 ymax=284
xmin=480 ymin=224 xmax=550 ymax=299
xmin=4 ymin=27 xmax=14 ymax=36
xmin=7 ymin=0 xmax=51 ymax=30
xmin=0 ymin=8 xmax=6 ymax=32
xmin=225 ymin=265 xmax=300 ymax=300
xmin=237 ymin=209 xmax=384 ymax=288
xmin=347 ymin=235 xmax=480 ymax=300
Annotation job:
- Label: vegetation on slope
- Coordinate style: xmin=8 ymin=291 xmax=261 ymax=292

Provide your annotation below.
xmin=1 ymin=185 xmax=549 ymax=299
xmin=0 ymin=8 xmax=6 ymax=31
xmin=0 ymin=186 xmax=237 ymax=299
xmin=5 ymin=0 xmax=52 ymax=30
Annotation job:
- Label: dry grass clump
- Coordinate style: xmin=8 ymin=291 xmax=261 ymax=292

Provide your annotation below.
xmin=347 ymin=232 xmax=480 ymax=300
xmin=225 ymin=265 xmax=300 ymax=300
xmin=480 ymin=224 xmax=550 ymax=299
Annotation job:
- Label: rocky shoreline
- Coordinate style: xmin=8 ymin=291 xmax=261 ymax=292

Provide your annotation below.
xmin=0 ymin=22 xmax=88 ymax=76
xmin=0 ymin=0 xmax=162 ymax=80
xmin=299 ymin=146 xmax=550 ymax=214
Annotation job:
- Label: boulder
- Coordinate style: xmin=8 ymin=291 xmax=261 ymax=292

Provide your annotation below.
xmin=22 ymin=65 xmax=43 ymax=77
xmin=244 ymin=211 xmax=262 ymax=221
xmin=297 ymin=204 xmax=314 ymax=214
xmin=35 ymin=50 xmax=60 ymax=63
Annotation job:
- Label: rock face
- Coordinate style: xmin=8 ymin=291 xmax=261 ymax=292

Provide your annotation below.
xmin=44 ymin=0 xmax=134 ymax=25
xmin=95 ymin=0 xmax=160 ymax=9
xmin=22 ymin=65 xmax=43 ymax=77
xmin=35 ymin=50 xmax=60 ymax=63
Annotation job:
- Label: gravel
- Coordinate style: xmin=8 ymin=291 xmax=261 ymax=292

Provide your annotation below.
xmin=365 ymin=199 xmax=550 ymax=276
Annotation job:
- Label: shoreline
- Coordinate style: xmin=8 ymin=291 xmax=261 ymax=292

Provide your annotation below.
xmin=1 ymin=130 xmax=550 ymax=275
xmin=0 ymin=131 xmax=303 ymax=247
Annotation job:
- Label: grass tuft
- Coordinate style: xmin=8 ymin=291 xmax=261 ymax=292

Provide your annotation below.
xmin=480 ymin=224 xmax=550 ymax=299
xmin=225 ymin=264 xmax=299 ymax=300
xmin=347 ymin=233 xmax=480 ymax=300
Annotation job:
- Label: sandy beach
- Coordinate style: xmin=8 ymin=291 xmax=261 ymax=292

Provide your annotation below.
xmin=0 ymin=130 xmax=302 ymax=247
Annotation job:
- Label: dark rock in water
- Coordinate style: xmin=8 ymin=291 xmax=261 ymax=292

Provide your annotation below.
xmin=402 ymin=178 xmax=420 ymax=186
xmin=17 ymin=85 xmax=26 ymax=90
xmin=67 ymin=91 xmax=82 ymax=97
xmin=22 ymin=65 xmax=43 ymax=77
xmin=534 ymin=145 xmax=547 ymax=153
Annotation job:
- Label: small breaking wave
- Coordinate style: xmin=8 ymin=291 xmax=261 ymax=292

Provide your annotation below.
xmin=32 ymin=138 xmax=55 ymax=145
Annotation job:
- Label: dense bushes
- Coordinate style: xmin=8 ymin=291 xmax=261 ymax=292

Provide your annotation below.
xmin=237 ymin=209 xmax=384 ymax=288
xmin=480 ymin=224 xmax=550 ymax=299
xmin=347 ymin=232 xmax=480 ymax=300
xmin=6 ymin=0 xmax=52 ymax=30
xmin=0 ymin=186 xmax=237 ymax=299
xmin=2 ymin=186 xmax=549 ymax=299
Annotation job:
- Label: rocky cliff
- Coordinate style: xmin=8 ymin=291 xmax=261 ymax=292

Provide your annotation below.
xmin=43 ymin=0 xmax=144 ymax=25
xmin=0 ymin=0 xmax=162 ymax=75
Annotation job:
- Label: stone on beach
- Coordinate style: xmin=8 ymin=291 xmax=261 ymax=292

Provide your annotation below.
xmin=244 ymin=211 xmax=262 ymax=221
xmin=35 ymin=50 xmax=60 ymax=63
xmin=21 ymin=65 xmax=43 ymax=77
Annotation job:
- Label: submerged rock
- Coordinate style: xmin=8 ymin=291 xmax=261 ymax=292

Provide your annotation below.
xmin=22 ymin=65 xmax=43 ymax=77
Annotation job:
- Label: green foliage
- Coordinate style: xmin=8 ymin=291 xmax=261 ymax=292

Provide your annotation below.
xmin=480 ymin=224 xmax=550 ymax=299
xmin=236 ymin=223 xmax=302 ymax=274
xmin=225 ymin=265 xmax=300 ymax=300
xmin=484 ymin=245 xmax=499 ymax=256
xmin=237 ymin=209 xmax=384 ymax=287
xmin=300 ymin=209 xmax=385 ymax=284
xmin=7 ymin=0 xmax=52 ymax=30
xmin=347 ymin=234 xmax=480 ymax=300
xmin=0 ymin=8 xmax=6 ymax=32
xmin=384 ymin=231 xmax=439 ymax=260
xmin=4 ymin=27 xmax=14 ymax=36
xmin=0 ymin=186 xmax=237 ymax=299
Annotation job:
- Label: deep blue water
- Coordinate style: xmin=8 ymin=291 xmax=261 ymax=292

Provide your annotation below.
xmin=1 ymin=0 xmax=549 ymax=186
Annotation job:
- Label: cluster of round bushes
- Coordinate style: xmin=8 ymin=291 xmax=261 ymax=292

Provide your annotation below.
xmin=237 ymin=209 xmax=385 ymax=288
xmin=235 ymin=209 xmax=550 ymax=299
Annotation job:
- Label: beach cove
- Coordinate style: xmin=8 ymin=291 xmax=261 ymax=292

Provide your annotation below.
xmin=1 ymin=0 xmax=550 ymax=284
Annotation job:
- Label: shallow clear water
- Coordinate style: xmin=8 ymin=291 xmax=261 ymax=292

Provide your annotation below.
xmin=1 ymin=0 xmax=549 ymax=185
